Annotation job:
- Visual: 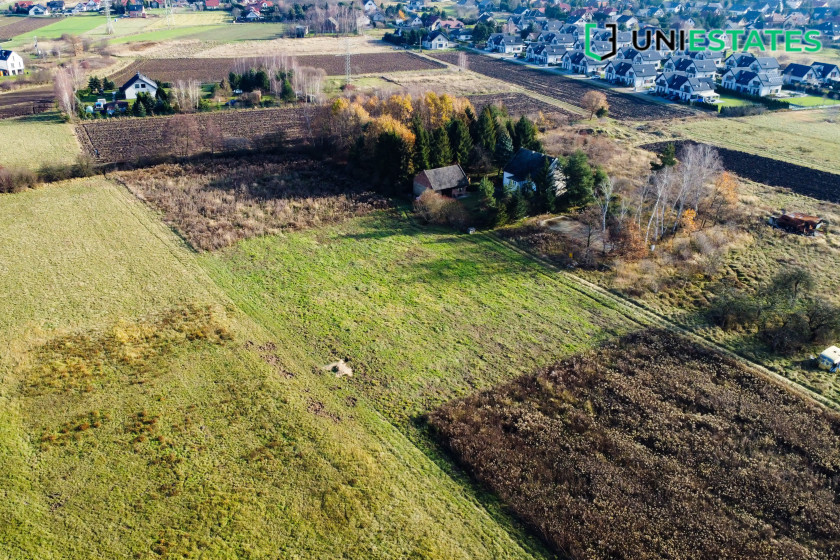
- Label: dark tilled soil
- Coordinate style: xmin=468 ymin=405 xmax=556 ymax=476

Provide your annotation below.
xmin=643 ymin=140 xmax=840 ymax=203
xmin=428 ymin=51 xmax=697 ymax=121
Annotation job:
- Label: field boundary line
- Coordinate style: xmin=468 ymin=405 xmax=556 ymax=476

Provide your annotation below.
xmin=479 ymin=231 xmax=840 ymax=413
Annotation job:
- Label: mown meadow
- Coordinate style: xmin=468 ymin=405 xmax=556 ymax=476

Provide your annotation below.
xmin=0 ymin=179 xmax=578 ymax=559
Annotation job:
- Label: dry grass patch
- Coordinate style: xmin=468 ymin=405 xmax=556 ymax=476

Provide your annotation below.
xmin=116 ymin=154 xmax=389 ymax=250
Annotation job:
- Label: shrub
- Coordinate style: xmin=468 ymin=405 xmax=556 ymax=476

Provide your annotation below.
xmin=413 ymin=190 xmax=469 ymax=229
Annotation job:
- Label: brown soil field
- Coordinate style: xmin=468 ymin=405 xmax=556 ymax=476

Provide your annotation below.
xmin=429 ymin=52 xmax=696 ymax=121
xmin=430 ymin=329 xmax=840 ymax=560
xmin=76 ymin=106 xmax=308 ymax=162
xmin=467 ymin=92 xmax=574 ymax=123
xmin=643 ymin=140 xmax=840 ymax=203
xmin=0 ymin=16 xmax=57 ymax=41
xmin=109 ymin=53 xmax=444 ymax=84
xmin=0 ymin=86 xmax=53 ymax=119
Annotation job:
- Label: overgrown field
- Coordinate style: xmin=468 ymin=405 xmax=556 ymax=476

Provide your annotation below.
xmin=674 ymin=108 xmax=840 ymax=174
xmin=430 ymin=329 xmax=840 ymax=560
xmin=0 ymin=112 xmax=80 ymax=170
xmin=116 ymin=155 xmax=389 ymax=250
xmin=108 ymin=52 xmax=445 ymax=83
xmin=0 ymin=179 xmax=546 ymax=559
xmin=76 ymin=107 xmax=308 ymax=162
xmin=429 ymin=52 xmax=695 ymax=121
xmin=200 ymin=212 xmax=633 ymax=426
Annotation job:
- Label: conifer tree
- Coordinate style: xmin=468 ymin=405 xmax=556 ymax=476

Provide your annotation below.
xmin=412 ymin=116 xmax=431 ymax=171
xmin=446 ymin=118 xmax=473 ymax=165
xmin=494 ymin=125 xmax=514 ymax=167
xmin=475 ymin=107 xmax=497 ymax=150
xmin=431 ymin=126 xmax=453 ymax=168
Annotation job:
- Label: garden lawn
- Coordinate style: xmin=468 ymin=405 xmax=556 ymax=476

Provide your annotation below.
xmin=0 ymin=180 xmax=548 ymax=559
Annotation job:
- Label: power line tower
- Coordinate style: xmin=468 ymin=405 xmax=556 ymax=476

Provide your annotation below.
xmin=164 ymin=0 xmax=174 ymax=28
xmin=104 ymin=0 xmax=114 ymax=35
xmin=344 ymin=36 xmax=351 ymax=86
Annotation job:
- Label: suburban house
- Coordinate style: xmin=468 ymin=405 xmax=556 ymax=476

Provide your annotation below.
xmin=564 ymin=51 xmax=606 ymax=75
xmin=421 ymin=31 xmax=455 ymax=50
xmin=810 ymin=62 xmax=840 ymax=86
xmin=503 ymin=148 xmax=559 ymax=191
xmin=486 ymin=33 xmax=525 ymax=54
xmin=604 ymin=61 xmax=657 ymax=89
xmin=721 ymin=69 xmax=783 ymax=96
xmin=363 ymin=0 xmax=377 ymax=12
xmin=12 ymin=1 xmax=33 ymax=13
xmin=662 ymin=57 xmax=717 ymax=79
xmin=126 ymin=1 xmax=145 ymax=17
xmin=413 ymin=165 xmax=469 ymax=198
xmin=205 ymin=0 xmax=220 ymax=9
xmin=725 ymin=53 xmax=780 ymax=76
xmin=45 ymin=0 xmax=63 ymax=10
xmin=119 ymin=73 xmax=158 ymax=100
xmin=655 ymin=73 xmax=719 ymax=102
xmin=526 ymin=43 xmax=566 ymax=65
xmin=0 ymin=50 xmax=25 ymax=77
xmin=782 ymin=63 xmax=819 ymax=85
xmin=28 ymin=4 xmax=49 ymax=14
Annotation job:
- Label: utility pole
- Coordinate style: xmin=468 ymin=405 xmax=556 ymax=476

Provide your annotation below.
xmin=104 ymin=0 xmax=114 ymax=35
xmin=164 ymin=0 xmax=174 ymax=28
xmin=344 ymin=35 xmax=351 ymax=86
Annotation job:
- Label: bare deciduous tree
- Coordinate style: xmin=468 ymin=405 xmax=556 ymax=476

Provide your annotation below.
xmin=53 ymin=68 xmax=77 ymax=116
xmin=582 ymin=90 xmax=608 ymax=120
xmin=171 ymin=79 xmax=202 ymax=113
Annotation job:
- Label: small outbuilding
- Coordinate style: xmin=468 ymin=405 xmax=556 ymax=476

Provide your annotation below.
xmin=413 ymin=165 xmax=469 ymax=198
xmin=818 ymin=346 xmax=840 ymax=372
xmin=770 ymin=211 xmax=825 ymax=235
xmin=119 ymin=73 xmax=158 ymax=101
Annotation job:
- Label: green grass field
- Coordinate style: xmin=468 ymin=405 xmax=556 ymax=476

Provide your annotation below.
xmin=106 ymin=24 xmax=227 ymax=44
xmin=0 ymin=180 xmax=565 ymax=559
xmin=0 ymin=112 xmax=80 ymax=171
xmin=785 ymin=95 xmax=840 ymax=108
xmin=200 ymin=211 xmax=632 ymax=426
xmin=676 ymin=107 xmax=840 ymax=174
xmin=186 ymin=22 xmax=290 ymax=42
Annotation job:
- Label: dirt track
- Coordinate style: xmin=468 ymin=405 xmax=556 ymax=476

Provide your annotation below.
xmin=642 ymin=140 xmax=840 ymax=203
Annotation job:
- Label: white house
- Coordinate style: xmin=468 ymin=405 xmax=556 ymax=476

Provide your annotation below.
xmin=605 ymin=61 xmax=657 ymax=90
xmin=486 ymin=33 xmax=525 ymax=54
xmin=721 ymin=69 xmax=783 ymax=97
xmin=28 ymin=4 xmax=49 ymax=14
xmin=421 ymin=31 xmax=454 ymax=50
xmin=811 ymin=62 xmax=840 ymax=86
xmin=526 ymin=43 xmax=566 ymax=65
xmin=782 ymin=63 xmax=819 ymax=85
xmin=119 ymin=72 xmax=158 ymax=100
xmin=503 ymin=148 xmax=559 ymax=191
xmin=0 ymin=50 xmax=25 ymax=77
xmin=655 ymin=73 xmax=719 ymax=102
xmin=363 ymin=0 xmax=377 ymax=13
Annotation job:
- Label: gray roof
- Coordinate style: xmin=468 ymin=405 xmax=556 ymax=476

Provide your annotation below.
xmin=0 ymin=50 xmax=18 ymax=61
xmin=415 ymin=165 xmax=468 ymax=192
xmin=504 ymin=148 xmax=557 ymax=182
